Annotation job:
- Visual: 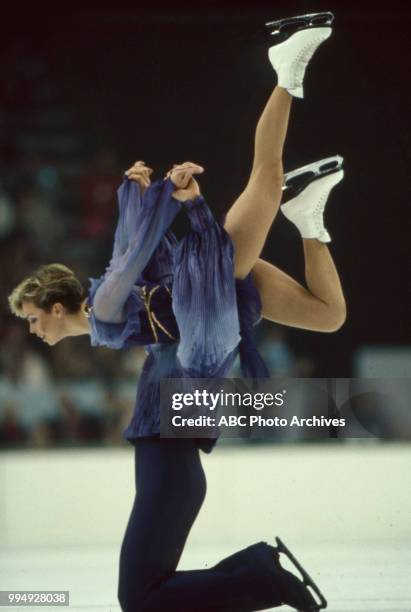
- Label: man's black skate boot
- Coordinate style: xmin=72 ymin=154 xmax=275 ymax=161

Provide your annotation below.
xmin=272 ymin=537 xmax=327 ymax=611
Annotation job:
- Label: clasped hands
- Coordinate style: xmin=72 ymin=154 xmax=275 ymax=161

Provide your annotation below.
xmin=124 ymin=161 xmax=204 ymax=202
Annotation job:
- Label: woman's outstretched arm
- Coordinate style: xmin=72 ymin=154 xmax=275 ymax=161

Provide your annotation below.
xmin=106 ymin=161 xmax=153 ymax=266
xmin=92 ymin=162 xmax=204 ymax=323
xmin=171 ymin=177 xmax=242 ymax=377
xmin=92 ymin=174 xmax=180 ymax=322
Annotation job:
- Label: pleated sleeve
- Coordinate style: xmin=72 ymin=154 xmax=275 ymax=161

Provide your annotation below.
xmin=172 ymin=195 xmax=241 ymax=377
xmin=90 ymin=177 xmax=181 ymax=323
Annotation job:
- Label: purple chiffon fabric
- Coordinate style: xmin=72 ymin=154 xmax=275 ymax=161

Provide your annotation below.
xmin=86 ymin=177 xmax=269 ymax=453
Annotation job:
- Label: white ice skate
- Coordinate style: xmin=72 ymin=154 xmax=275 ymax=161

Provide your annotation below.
xmin=266 ymin=12 xmax=334 ymax=98
xmin=280 ymin=155 xmax=344 ymax=243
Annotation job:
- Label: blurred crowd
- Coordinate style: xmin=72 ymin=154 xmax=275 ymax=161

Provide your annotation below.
xmin=0 ymin=150 xmax=145 ymax=448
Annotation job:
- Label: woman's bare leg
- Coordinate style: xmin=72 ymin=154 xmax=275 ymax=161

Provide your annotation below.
xmin=252 ymin=241 xmax=346 ymax=332
xmin=223 ymin=86 xmax=292 ymax=279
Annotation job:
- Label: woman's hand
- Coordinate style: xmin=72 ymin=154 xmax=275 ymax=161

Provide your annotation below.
xmin=124 ymin=161 xmax=153 ymax=191
xmin=166 ymin=162 xmax=204 ymax=202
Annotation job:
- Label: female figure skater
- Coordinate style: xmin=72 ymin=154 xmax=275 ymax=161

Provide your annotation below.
xmin=8 ymin=13 xmax=346 ymax=612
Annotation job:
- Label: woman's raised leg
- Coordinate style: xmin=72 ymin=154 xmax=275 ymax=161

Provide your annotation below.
xmin=224 ymin=14 xmax=335 ymax=280
xmin=223 ymin=86 xmax=292 ymax=279
xmin=251 ymin=153 xmax=347 ymax=332
xmin=252 ymin=245 xmax=346 ymax=332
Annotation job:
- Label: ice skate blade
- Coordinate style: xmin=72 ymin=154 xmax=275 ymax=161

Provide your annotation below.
xmin=266 ymin=12 xmax=334 ymax=38
xmin=281 ymin=156 xmax=344 ymax=205
xmin=275 ymin=537 xmax=327 ymax=610
xmin=284 ymin=155 xmax=343 ymax=185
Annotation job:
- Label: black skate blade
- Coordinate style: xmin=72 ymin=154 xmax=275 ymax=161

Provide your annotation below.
xmin=284 ymin=155 xmax=343 ymax=186
xmin=276 ymin=537 xmax=328 ymax=610
xmin=265 ymin=12 xmax=334 ymax=38
xmin=282 ymin=156 xmax=343 ymax=203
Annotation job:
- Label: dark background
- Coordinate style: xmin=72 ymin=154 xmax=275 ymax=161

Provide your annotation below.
xmin=1 ymin=0 xmax=410 ymax=380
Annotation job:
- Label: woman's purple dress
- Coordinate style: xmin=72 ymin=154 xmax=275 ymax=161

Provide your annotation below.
xmin=86 ymin=177 xmax=269 ymax=452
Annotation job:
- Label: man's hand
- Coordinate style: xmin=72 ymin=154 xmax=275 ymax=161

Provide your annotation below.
xmin=167 ymin=162 xmax=204 ymax=202
xmin=124 ymin=161 xmax=153 ymax=191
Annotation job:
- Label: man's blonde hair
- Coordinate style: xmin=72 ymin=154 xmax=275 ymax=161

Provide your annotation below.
xmin=8 ymin=264 xmax=85 ymax=317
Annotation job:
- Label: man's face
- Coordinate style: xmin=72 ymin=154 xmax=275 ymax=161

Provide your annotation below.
xmin=21 ymin=301 xmax=66 ymax=346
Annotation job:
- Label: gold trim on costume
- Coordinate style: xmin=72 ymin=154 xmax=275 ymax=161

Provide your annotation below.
xmin=141 ymin=285 xmax=176 ymax=342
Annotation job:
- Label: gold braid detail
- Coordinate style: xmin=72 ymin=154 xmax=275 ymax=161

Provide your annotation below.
xmin=141 ymin=285 xmax=176 ymax=342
